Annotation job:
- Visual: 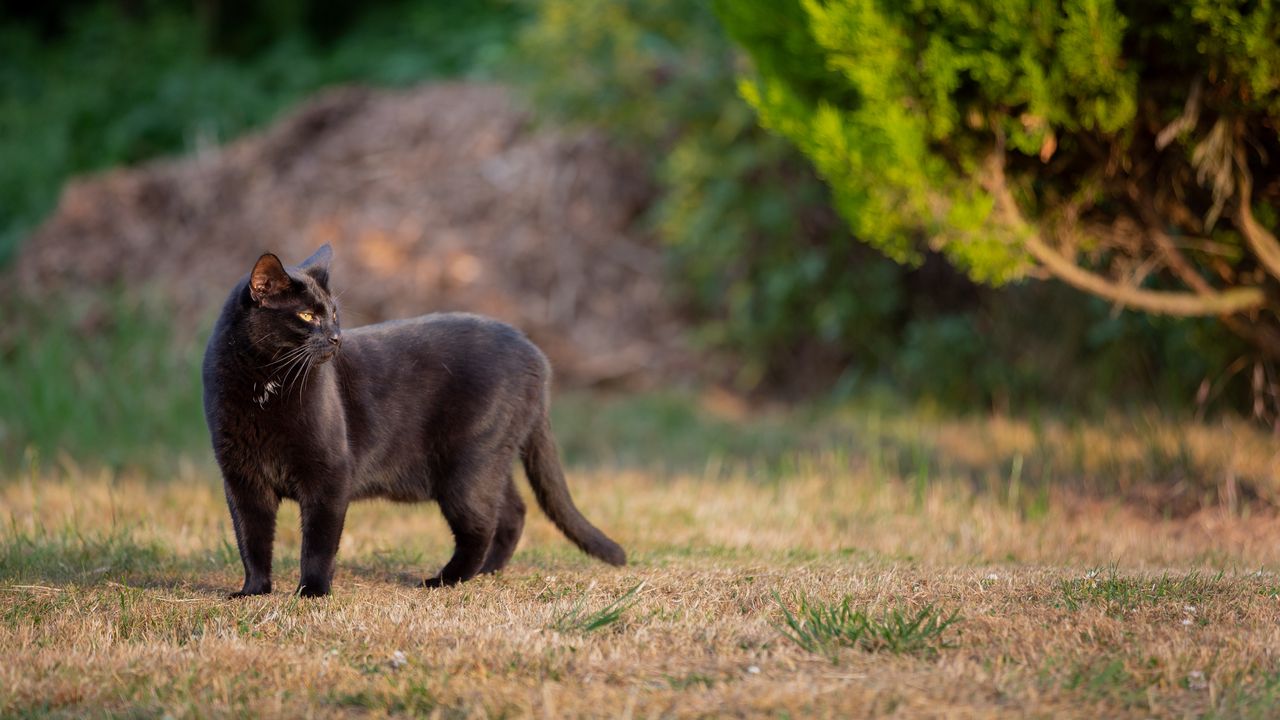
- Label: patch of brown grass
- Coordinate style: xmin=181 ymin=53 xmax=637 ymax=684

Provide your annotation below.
xmin=4 ymin=427 xmax=1280 ymax=717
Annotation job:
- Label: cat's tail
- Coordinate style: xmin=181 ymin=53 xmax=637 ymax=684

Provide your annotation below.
xmin=520 ymin=414 xmax=626 ymax=566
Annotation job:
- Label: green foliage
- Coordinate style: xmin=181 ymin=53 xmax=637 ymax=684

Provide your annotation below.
xmin=1057 ymin=567 xmax=1226 ymax=617
xmin=773 ymin=592 xmax=960 ymax=661
xmin=1054 ymin=658 xmax=1148 ymax=709
xmin=721 ymin=0 xmax=1134 ymax=280
xmin=0 ymin=293 xmax=208 ymax=472
xmin=519 ymin=0 xmax=1256 ymax=411
xmin=894 ymin=284 xmax=1252 ymax=412
xmin=519 ymin=0 xmax=903 ymax=387
xmin=550 ymin=582 xmax=645 ymax=634
xmin=1173 ymin=2 xmax=1280 ymax=117
xmin=0 ymin=0 xmax=524 ymax=264
xmin=717 ymin=0 xmax=1280 ymax=286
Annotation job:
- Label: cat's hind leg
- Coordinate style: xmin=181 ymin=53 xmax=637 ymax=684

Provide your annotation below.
xmin=479 ymin=475 xmax=526 ymax=575
xmin=422 ymin=460 xmax=504 ymax=587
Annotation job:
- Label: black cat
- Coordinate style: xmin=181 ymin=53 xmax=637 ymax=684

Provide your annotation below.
xmin=202 ymin=245 xmax=625 ymax=598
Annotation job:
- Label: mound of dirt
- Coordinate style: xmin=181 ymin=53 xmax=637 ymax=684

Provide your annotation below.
xmin=14 ymin=83 xmax=691 ymax=386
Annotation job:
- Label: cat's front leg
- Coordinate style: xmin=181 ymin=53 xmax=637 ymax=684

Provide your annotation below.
xmin=297 ymin=489 xmax=349 ymax=598
xmin=224 ymin=478 xmax=280 ymax=598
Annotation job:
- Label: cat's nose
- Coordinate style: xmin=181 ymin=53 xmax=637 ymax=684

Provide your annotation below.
xmin=328 ymin=332 xmax=341 ymax=346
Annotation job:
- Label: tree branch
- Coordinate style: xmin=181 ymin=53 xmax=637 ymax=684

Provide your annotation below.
xmin=1234 ymin=147 xmax=1280 ymax=282
xmin=1141 ymin=210 xmax=1280 ymax=357
xmin=1020 ymin=233 xmax=1264 ymax=315
xmin=1137 ymin=201 xmax=1214 ymax=295
xmin=980 ymin=150 xmax=1267 ymax=317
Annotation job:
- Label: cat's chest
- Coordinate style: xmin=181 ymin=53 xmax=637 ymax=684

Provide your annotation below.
xmin=251 ymin=379 xmax=283 ymax=408
xmin=216 ymin=410 xmax=292 ymax=472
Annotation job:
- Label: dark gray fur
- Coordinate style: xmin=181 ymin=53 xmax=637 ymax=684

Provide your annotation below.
xmin=202 ymin=245 xmax=625 ymax=598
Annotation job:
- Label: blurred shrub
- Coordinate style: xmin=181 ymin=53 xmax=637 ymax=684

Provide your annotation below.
xmin=0 ymin=0 xmax=523 ymax=264
xmin=893 ymin=285 xmax=1247 ymax=413
xmin=517 ymin=0 xmax=1254 ymax=413
xmin=717 ymin=0 xmax=1280 ymax=289
xmin=0 ymin=294 xmax=207 ymax=472
xmin=711 ymin=0 xmax=1279 ymax=412
xmin=518 ymin=0 xmax=914 ymax=389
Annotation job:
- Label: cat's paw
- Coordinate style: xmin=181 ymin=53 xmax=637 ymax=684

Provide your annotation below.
xmin=228 ymin=584 xmax=271 ymax=599
xmin=296 ymin=582 xmax=331 ymax=598
xmin=419 ymin=574 xmax=464 ymax=589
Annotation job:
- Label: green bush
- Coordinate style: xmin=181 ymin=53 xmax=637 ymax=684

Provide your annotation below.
xmin=717 ymin=0 xmax=1140 ymax=279
xmin=0 ymin=0 xmax=524 ymax=264
xmin=518 ymin=0 xmax=1253 ymax=412
xmin=518 ymin=0 xmax=911 ymax=388
xmin=717 ymin=0 xmax=1280 ymax=368
xmin=0 ymin=294 xmax=207 ymax=471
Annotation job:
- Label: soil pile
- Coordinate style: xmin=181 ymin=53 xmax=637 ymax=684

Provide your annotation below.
xmin=14 ymin=83 xmax=690 ymax=386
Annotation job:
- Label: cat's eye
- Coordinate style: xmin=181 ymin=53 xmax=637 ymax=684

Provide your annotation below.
xmin=297 ymin=311 xmax=316 ymax=323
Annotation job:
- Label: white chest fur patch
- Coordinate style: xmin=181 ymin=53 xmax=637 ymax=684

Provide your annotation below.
xmin=255 ymin=380 xmax=280 ymax=408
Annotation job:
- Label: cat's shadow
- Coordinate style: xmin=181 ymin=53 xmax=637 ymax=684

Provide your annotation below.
xmin=342 ymin=564 xmax=435 ymax=589
xmin=6 ymin=557 xmax=446 ymax=599
xmin=117 ymin=569 xmax=432 ymax=598
xmin=123 ymin=576 xmax=234 ymax=597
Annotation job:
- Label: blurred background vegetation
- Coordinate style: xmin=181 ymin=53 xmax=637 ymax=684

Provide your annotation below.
xmin=0 ymin=0 xmax=1272 ymax=474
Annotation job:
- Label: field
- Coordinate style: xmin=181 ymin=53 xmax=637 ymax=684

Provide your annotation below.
xmin=9 ymin=2 xmax=1280 ymax=718
xmin=4 ymin=402 xmax=1280 ymax=718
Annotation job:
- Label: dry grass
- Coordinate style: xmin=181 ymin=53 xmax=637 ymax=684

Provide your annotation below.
xmin=4 ymin=418 xmax=1280 ymax=718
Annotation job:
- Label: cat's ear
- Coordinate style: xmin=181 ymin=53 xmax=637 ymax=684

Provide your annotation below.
xmin=299 ymin=243 xmax=333 ymax=288
xmin=249 ymin=253 xmax=292 ymax=303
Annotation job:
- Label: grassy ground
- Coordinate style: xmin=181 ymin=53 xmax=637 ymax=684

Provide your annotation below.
xmin=4 ymin=408 xmax=1280 ymax=718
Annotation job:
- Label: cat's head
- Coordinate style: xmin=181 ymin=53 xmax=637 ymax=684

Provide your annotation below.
xmin=242 ymin=244 xmax=342 ymax=366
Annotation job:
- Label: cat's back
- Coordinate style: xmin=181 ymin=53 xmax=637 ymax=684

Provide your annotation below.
xmin=201 ymin=280 xmax=251 ymax=418
xmin=347 ymin=311 xmax=537 ymax=352
xmin=342 ymin=312 xmax=549 ymax=384
xmin=335 ymin=313 xmax=550 ymax=462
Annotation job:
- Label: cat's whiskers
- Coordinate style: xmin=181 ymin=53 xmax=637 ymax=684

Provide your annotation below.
xmin=278 ymin=353 xmax=304 ymax=391
xmin=298 ymin=354 xmax=317 ymax=402
xmin=255 ymin=346 xmax=310 ymax=406
xmin=280 ymin=348 xmax=314 ymax=399
xmin=261 ymin=345 xmax=309 ymax=371
xmin=266 ymin=343 xmax=307 ymax=363
xmin=248 ymin=332 xmax=280 ymax=350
